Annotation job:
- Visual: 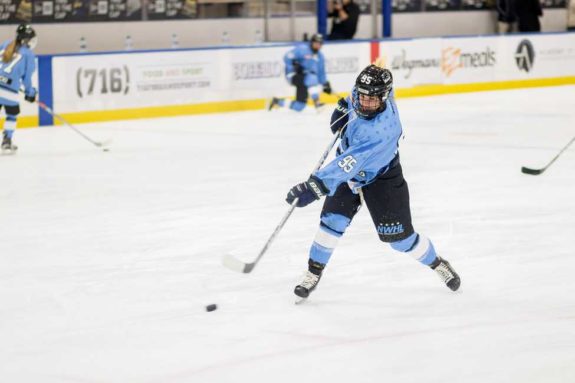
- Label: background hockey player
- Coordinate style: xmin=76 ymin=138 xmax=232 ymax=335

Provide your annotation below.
xmin=0 ymin=24 xmax=38 ymax=154
xmin=285 ymin=64 xmax=461 ymax=301
xmin=269 ymin=34 xmax=332 ymax=112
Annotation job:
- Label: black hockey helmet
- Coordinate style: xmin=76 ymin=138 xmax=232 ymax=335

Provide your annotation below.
xmin=352 ymin=64 xmax=393 ymax=119
xmin=310 ymin=33 xmax=323 ymax=53
xmin=310 ymin=33 xmax=324 ymax=44
xmin=16 ymin=24 xmax=37 ymax=49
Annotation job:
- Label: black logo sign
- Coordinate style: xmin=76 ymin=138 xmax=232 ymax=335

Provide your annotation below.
xmin=515 ymin=40 xmax=535 ymax=72
xmin=392 ymin=49 xmax=440 ymax=79
xmin=76 ymin=66 xmax=130 ymax=98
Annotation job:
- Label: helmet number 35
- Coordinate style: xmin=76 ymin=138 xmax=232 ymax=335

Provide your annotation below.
xmin=338 ymin=155 xmax=357 ymax=173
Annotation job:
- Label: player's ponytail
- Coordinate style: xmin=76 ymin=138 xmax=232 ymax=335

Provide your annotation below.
xmin=2 ymin=40 xmax=18 ymax=63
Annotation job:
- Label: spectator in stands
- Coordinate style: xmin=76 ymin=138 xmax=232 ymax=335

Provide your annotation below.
xmin=569 ymin=0 xmax=575 ymax=31
xmin=496 ymin=0 xmax=517 ymax=34
xmin=328 ymin=0 xmax=360 ymax=40
xmin=515 ymin=0 xmax=543 ymax=32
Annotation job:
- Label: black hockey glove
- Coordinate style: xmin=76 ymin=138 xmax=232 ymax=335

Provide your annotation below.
xmin=323 ymin=81 xmax=332 ymax=95
xmin=329 ymin=97 xmax=350 ymax=134
xmin=286 ymin=175 xmax=329 ymax=208
xmin=25 ymin=93 xmax=37 ymax=103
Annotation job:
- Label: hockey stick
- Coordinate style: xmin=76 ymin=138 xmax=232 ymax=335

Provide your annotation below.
xmin=223 ymin=111 xmax=352 ymax=273
xmin=37 ymin=101 xmax=112 ymax=151
xmin=521 ymin=136 xmax=575 ymax=175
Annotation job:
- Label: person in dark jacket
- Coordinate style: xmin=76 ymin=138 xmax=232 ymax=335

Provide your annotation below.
xmin=515 ymin=0 xmax=543 ymax=32
xmin=328 ymin=0 xmax=360 ymax=40
xmin=496 ymin=0 xmax=517 ymax=34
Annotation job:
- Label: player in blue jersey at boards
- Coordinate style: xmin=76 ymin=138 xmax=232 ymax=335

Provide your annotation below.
xmin=285 ymin=63 xmax=461 ymax=301
xmin=268 ymin=34 xmax=332 ymax=112
xmin=0 ymin=24 xmax=38 ymax=153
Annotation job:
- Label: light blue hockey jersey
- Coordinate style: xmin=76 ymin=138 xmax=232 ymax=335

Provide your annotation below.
xmin=283 ymin=43 xmax=327 ymax=85
xmin=0 ymin=40 xmax=36 ymax=104
xmin=314 ymin=90 xmax=403 ymax=195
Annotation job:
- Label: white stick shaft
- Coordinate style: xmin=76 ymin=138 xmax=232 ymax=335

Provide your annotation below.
xmin=38 ymin=102 xmax=106 ymax=148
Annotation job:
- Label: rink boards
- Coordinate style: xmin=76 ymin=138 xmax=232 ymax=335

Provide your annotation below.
xmin=14 ymin=32 xmax=575 ymax=127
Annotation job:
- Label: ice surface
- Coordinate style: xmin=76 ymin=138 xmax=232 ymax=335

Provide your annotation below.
xmin=1 ymin=86 xmax=574 ymax=383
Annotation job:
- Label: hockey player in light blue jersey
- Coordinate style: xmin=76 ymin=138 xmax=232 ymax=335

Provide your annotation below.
xmin=268 ymin=34 xmax=332 ymax=112
xmin=0 ymin=24 xmax=38 ymax=153
xmin=285 ymin=64 xmax=461 ymax=301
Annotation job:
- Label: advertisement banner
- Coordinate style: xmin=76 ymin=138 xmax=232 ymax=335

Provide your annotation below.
xmin=496 ymin=34 xmax=575 ymax=81
xmin=33 ymin=0 xmax=82 ymax=22
xmin=0 ymin=0 xmax=31 ymax=23
xmin=29 ymin=0 xmax=141 ymax=23
xmin=225 ymin=42 xmax=369 ymax=101
xmin=46 ymin=36 xmax=575 ymax=119
xmin=440 ymin=36 xmax=500 ymax=84
xmin=87 ymin=0 xmax=142 ymax=21
xmin=147 ymin=0 xmax=197 ymax=20
xmin=51 ymin=42 xmax=371 ymax=114
xmin=379 ymin=38 xmax=442 ymax=88
xmin=424 ymin=0 xmax=461 ymax=11
xmin=541 ymin=0 xmax=567 ymax=8
xmin=423 ymin=0 xmax=489 ymax=10
xmin=226 ymin=46 xmax=292 ymax=99
xmin=461 ymin=0 xmax=488 ymax=9
xmin=392 ymin=0 xmax=423 ymax=13
xmin=52 ymin=49 xmax=221 ymax=112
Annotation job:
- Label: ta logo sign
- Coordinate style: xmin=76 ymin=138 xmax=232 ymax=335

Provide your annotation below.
xmin=515 ymin=40 xmax=535 ymax=72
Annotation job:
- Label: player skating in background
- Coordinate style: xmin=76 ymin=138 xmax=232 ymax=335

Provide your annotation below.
xmin=0 ymin=24 xmax=37 ymax=154
xmin=285 ymin=63 xmax=461 ymax=301
xmin=268 ymin=34 xmax=332 ymax=113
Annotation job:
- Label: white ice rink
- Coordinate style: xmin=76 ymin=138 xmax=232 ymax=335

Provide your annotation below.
xmin=1 ymin=86 xmax=574 ymax=383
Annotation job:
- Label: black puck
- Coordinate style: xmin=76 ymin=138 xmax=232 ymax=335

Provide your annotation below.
xmin=205 ymin=304 xmax=217 ymax=312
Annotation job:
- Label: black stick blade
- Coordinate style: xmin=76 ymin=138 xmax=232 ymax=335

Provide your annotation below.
xmin=521 ymin=166 xmax=544 ymax=175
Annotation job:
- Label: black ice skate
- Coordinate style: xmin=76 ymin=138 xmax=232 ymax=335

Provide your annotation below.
xmin=1 ymin=132 xmax=17 ymax=154
xmin=430 ymin=257 xmax=461 ymax=291
xmin=268 ymin=97 xmax=280 ymax=111
xmin=294 ymin=260 xmax=325 ymax=303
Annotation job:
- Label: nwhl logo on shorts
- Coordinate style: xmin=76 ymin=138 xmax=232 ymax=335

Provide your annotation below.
xmin=378 ymin=222 xmax=404 ymax=236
